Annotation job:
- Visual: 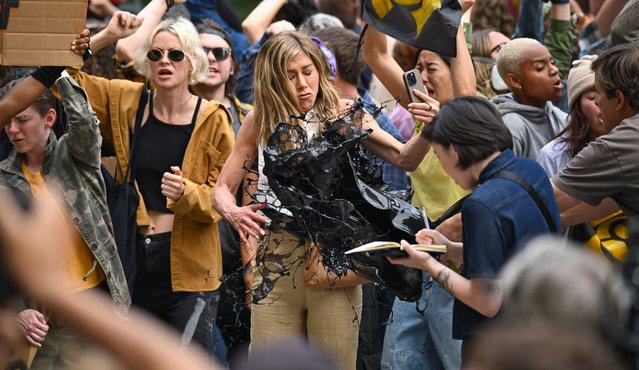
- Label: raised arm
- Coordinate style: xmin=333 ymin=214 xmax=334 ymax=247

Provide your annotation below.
xmin=114 ymin=0 xmax=180 ymax=61
xmin=56 ymin=76 xmax=103 ymax=169
xmin=88 ymin=11 xmax=143 ymax=56
xmin=450 ymin=16 xmax=477 ymax=97
xmin=0 ymin=76 xmax=49 ymax=129
xmin=544 ymin=2 xmax=576 ymax=78
xmin=241 ymin=0 xmax=288 ymax=45
xmin=595 ymin=0 xmax=628 ymax=38
xmin=361 ymin=25 xmax=411 ymax=108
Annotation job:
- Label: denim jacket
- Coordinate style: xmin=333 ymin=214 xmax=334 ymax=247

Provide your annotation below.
xmin=453 ymin=149 xmax=559 ymax=339
xmin=0 ymin=77 xmax=131 ymax=313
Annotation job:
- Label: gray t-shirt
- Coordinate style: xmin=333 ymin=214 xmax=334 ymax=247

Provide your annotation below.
xmin=552 ymin=113 xmax=639 ymax=218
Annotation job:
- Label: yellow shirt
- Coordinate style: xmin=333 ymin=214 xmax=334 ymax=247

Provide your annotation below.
xmin=22 ymin=163 xmax=105 ymax=293
xmin=410 ymin=122 xmax=469 ymax=220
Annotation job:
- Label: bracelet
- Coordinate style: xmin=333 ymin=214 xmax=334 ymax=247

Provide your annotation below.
xmin=165 ymin=0 xmax=174 ymax=9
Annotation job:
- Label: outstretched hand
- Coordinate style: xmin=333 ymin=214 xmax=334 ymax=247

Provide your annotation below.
xmin=387 ymin=240 xmax=434 ymax=270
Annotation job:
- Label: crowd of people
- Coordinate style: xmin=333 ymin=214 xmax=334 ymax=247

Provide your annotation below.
xmin=1 ymin=0 xmax=638 ymax=369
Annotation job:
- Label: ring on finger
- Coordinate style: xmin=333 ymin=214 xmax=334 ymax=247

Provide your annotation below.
xmin=425 ymin=102 xmax=432 ymax=112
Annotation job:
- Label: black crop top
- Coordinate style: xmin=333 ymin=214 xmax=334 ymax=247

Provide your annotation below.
xmin=135 ymin=93 xmax=202 ymax=213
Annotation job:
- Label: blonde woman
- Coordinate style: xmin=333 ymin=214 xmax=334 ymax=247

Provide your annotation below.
xmin=213 ymin=31 xmax=432 ymax=369
xmin=71 ymin=14 xmax=234 ymax=351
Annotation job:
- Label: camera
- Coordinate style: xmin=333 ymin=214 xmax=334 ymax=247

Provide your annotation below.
xmin=406 ymin=72 xmax=417 ymax=86
xmin=402 ymin=68 xmax=427 ymax=104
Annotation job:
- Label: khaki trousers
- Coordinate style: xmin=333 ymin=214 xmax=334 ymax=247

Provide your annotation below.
xmin=250 ymin=232 xmax=363 ymax=370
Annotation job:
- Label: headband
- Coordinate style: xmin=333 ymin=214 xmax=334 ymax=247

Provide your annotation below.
xmin=311 ymin=36 xmax=337 ymax=78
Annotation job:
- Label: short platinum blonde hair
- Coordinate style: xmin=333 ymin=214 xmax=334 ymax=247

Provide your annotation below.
xmin=501 ymin=236 xmax=627 ymax=332
xmin=496 ymin=37 xmax=540 ymax=83
xmin=135 ymin=17 xmax=209 ymax=85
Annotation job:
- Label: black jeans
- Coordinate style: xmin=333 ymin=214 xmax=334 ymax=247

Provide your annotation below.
xmin=133 ymin=232 xmax=219 ymax=353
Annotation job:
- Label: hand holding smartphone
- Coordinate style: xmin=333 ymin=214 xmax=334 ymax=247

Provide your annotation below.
xmin=402 ymin=68 xmax=427 ymax=103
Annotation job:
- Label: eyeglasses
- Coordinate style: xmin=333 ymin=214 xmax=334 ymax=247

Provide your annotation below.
xmin=490 ymin=42 xmax=507 ymax=55
xmin=146 ymin=49 xmax=186 ymax=62
xmin=202 ymin=47 xmax=231 ymax=61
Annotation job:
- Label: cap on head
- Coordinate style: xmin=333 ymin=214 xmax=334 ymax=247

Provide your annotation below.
xmin=567 ymin=55 xmax=597 ymax=109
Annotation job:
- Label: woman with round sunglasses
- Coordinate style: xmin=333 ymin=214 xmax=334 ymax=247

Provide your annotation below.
xmin=67 ymin=13 xmax=234 ymax=353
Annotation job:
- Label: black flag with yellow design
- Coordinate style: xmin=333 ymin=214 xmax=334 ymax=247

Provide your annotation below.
xmin=362 ymin=0 xmax=462 ymax=58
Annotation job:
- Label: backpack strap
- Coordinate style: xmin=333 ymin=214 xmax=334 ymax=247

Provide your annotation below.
xmin=123 ymin=89 xmax=149 ymax=185
xmin=493 ymin=170 xmax=558 ymax=234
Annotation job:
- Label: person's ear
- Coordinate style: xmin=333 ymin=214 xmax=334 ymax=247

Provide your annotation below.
xmin=43 ymin=108 xmax=56 ymax=129
xmin=505 ymin=73 xmax=522 ymax=91
xmin=451 ymin=146 xmax=460 ymax=168
xmin=613 ymin=90 xmax=626 ymax=111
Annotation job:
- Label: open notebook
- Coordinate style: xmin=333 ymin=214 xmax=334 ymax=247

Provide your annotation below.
xmin=345 ymin=241 xmax=446 ymax=257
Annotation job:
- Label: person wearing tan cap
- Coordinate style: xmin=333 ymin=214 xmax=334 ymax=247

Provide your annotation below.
xmin=536 ymin=55 xmax=603 ymax=176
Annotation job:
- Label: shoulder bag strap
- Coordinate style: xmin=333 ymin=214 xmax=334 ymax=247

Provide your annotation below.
xmin=493 ymin=170 xmax=558 ymax=234
xmin=124 ymin=89 xmax=149 ymax=185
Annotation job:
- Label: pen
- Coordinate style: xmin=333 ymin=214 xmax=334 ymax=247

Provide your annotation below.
xmin=421 ymin=207 xmax=430 ymax=230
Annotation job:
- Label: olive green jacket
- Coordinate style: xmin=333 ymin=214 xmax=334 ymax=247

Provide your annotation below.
xmin=0 ymin=77 xmax=131 ymax=313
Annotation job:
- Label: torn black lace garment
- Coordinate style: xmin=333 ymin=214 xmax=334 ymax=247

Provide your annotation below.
xmin=250 ymin=99 xmax=428 ymax=303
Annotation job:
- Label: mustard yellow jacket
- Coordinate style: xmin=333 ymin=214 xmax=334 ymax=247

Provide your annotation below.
xmin=70 ymin=70 xmax=234 ymax=292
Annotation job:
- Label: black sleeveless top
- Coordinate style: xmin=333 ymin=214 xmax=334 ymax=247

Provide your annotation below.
xmin=135 ymin=92 xmax=202 ymax=213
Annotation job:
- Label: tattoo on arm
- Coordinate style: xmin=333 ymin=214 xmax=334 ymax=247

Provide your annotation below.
xmin=435 ymin=268 xmax=453 ymax=293
xmin=481 ymin=280 xmax=502 ymax=296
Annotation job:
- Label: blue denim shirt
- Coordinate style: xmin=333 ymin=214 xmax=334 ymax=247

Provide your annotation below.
xmin=362 ymin=92 xmax=408 ymax=191
xmin=234 ymin=34 xmax=269 ymax=104
xmin=452 ymin=149 xmax=559 ymax=339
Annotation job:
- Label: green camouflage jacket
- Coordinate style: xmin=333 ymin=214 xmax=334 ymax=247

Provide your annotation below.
xmin=0 ymin=77 xmax=130 ymax=313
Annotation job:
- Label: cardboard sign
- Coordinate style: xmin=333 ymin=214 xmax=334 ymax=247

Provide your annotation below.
xmin=0 ymin=0 xmax=88 ymax=66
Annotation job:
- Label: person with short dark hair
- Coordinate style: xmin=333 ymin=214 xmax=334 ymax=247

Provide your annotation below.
xmin=553 ymin=44 xmax=639 ymax=220
xmin=388 ymin=96 xmax=559 ymax=363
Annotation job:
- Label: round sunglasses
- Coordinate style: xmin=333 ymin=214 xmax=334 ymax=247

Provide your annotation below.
xmin=202 ymin=47 xmax=231 ymax=61
xmin=146 ymin=49 xmax=186 ymax=62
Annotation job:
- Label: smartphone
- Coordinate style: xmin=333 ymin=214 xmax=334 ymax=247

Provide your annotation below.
xmin=402 ymin=68 xmax=427 ymax=103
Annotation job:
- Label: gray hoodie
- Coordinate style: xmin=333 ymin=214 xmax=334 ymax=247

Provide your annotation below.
xmin=492 ymin=93 xmax=567 ymax=159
